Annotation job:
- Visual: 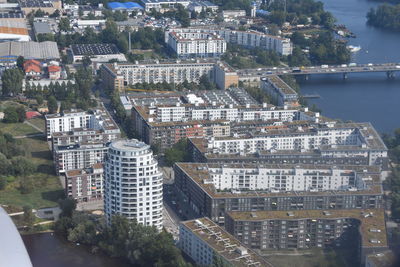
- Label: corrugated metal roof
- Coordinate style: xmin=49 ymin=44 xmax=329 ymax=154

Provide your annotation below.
xmin=0 ymin=207 xmax=33 ymax=267
xmin=0 ymin=41 xmax=60 ymax=59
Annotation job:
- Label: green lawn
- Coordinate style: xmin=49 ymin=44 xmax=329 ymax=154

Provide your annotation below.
xmin=0 ymin=121 xmax=41 ymax=136
xmin=0 ymin=135 xmax=64 ymax=209
xmin=28 ymin=117 xmax=46 ymax=132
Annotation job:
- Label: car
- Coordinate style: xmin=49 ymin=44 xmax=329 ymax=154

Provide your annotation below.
xmin=171 ymin=201 xmax=176 ymax=205
xmin=331 ymin=69 xmax=336 ymax=72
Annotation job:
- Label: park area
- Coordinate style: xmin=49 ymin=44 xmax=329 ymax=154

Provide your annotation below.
xmin=0 ymin=114 xmax=64 ymax=211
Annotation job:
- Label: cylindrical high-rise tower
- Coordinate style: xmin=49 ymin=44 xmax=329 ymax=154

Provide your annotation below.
xmin=104 ymin=139 xmax=163 ymax=230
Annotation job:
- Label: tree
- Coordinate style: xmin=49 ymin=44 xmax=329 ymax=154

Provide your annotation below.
xmin=17 ymin=56 xmax=25 ymax=70
xmin=19 ymin=176 xmax=35 ymax=194
xmin=165 ymin=139 xmax=190 ymax=166
xmin=47 ymin=96 xmax=58 ymax=114
xmin=0 ymin=176 xmax=6 ymax=190
xmin=1 ymin=68 xmax=24 ymax=96
xmin=59 ymin=198 xmax=77 ymax=218
xmin=59 ymin=17 xmax=71 ymax=32
xmin=16 ymin=106 xmax=26 ymax=122
xmin=3 ymin=107 xmax=19 ymax=123
xmin=82 ymin=56 xmax=92 ymax=68
xmin=23 ymin=205 xmax=35 ymax=228
xmin=0 ymin=152 xmax=10 ymax=176
xmin=12 ymin=157 xmax=36 ymax=176
xmin=36 ymin=95 xmax=44 ymax=105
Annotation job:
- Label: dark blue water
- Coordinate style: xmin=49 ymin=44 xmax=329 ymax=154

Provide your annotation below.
xmin=299 ymin=0 xmax=400 ymax=133
xmin=22 ymin=233 xmax=130 ymax=267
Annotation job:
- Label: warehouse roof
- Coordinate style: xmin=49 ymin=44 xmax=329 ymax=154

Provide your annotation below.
xmin=71 ymin=43 xmax=121 ymax=56
xmin=108 ymin=2 xmax=143 ymax=10
xmin=33 ymin=21 xmax=52 ymax=35
xmin=0 ymin=41 xmax=60 ymax=60
xmin=0 ymin=207 xmax=33 ymax=267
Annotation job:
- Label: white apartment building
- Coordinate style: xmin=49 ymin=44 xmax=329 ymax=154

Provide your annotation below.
xmin=46 ymin=111 xmax=92 ymax=139
xmin=207 ymin=123 xmax=387 ymax=165
xmin=45 ymin=108 xmax=121 ymax=140
xmin=168 ymin=28 xmax=293 ymax=56
xmin=104 ymin=139 xmax=163 ymax=230
xmin=140 ymin=0 xmax=190 ymax=11
xmin=54 ymin=143 xmax=109 ymax=175
xmin=149 ymin=103 xmax=299 ymax=123
xmin=114 ymin=61 xmax=215 ymax=85
xmin=166 ymin=30 xmax=227 ymax=58
xmin=207 ymin=165 xmax=364 ymax=192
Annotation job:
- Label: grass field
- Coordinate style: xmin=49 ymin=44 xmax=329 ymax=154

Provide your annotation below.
xmin=0 ymin=121 xmax=41 ymax=136
xmin=0 ymin=132 xmax=64 ymax=209
xmin=28 ymin=117 xmax=46 ymax=132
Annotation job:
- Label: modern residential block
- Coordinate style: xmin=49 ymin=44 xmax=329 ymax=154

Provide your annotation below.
xmin=104 ymin=139 xmax=163 ymax=229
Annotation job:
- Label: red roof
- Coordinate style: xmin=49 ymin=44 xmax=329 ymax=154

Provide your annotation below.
xmin=23 ymin=60 xmax=42 ymax=74
xmin=26 ymin=111 xmax=41 ymax=119
xmin=48 ymin=65 xmax=61 ymax=73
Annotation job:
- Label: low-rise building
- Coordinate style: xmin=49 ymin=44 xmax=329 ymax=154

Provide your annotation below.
xmin=69 ymin=43 xmax=127 ymax=63
xmin=48 ymin=64 xmax=61 ymax=79
xmin=139 ymin=0 xmax=190 ymax=12
xmin=179 ymin=217 xmax=271 ymax=266
xmin=221 ymin=10 xmax=246 ymax=20
xmin=188 ymin=1 xmax=218 ymax=13
xmin=23 ymin=59 xmax=42 ymax=79
xmin=0 ymin=41 xmax=60 ymax=66
xmin=19 ymin=0 xmax=61 ymax=15
xmin=65 ymin=163 xmax=104 ymax=202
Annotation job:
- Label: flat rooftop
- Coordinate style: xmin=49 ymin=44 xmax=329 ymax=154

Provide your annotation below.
xmin=175 ymin=162 xmax=383 ymax=198
xmin=71 ymin=43 xmax=121 ymax=56
xmin=181 ymin=217 xmax=272 ymax=267
xmin=227 ymin=208 xmax=387 ymax=248
xmin=263 ymin=75 xmax=298 ymax=96
xmin=110 ymin=139 xmax=149 ymax=151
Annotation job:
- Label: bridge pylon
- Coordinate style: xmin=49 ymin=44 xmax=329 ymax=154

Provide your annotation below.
xmin=387 ymin=71 xmax=395 ymax=79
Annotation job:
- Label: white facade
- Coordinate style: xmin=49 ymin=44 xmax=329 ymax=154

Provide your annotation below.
xmin=166 ymin=30 xmax=227 ymax=58
xmin=150 ymin=104 xmax=299 ymax=123
xmin=45 ymin=109 xmax=120 ymax=140
xmin=207 ymin=166 xmax=361 ymax=192
xmin=140 ymin=0 xmax=190 ymax=11
xmin=54 ymin=143 xmax=109 ymax=174
xmin=116 ymin=61 xmax=215 ymax=84
xmin=169 ymin=27 xmax=293 ymax=56
xmin=46 ymin=111 xmax=92 ymax=139
xmin=179 ymin=223 xmax=214 ymax=265
xmin=104 ymin=139 xmax=163 ymax=230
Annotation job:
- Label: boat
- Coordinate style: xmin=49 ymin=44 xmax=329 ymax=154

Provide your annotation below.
xmin=347 ymin=45 xmax=361 ymax=53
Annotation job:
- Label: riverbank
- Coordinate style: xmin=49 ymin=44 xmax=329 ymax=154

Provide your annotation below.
xmin=299 ymin=0 xmax=400 ymax=134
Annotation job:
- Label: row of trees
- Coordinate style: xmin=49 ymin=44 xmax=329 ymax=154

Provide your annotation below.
xmin=382 ymin=129 xmax=400 ymax=219
xmin=1 ymin=68 xmax=24 ymax=96
xmin=265 ymin=0 xmax=336 ymax=29
xmin=55 ymin=199 xmax=192 ymax=267
xmin=367 ymin=4 xmax=400 ymax=31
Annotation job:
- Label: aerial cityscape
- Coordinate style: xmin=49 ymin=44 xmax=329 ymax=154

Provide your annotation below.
xmin=0 ymin=0 xmax=399 ymax=266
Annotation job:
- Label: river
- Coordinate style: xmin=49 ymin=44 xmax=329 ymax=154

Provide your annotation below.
xmin=22 ymin=233 xmax=130 ymax=267
xmin=299 ymin=0 xmax=400 ymax=134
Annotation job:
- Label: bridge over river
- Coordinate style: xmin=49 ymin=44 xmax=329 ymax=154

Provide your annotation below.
xmin=238 ymin=63 xmax=400 ymax=82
